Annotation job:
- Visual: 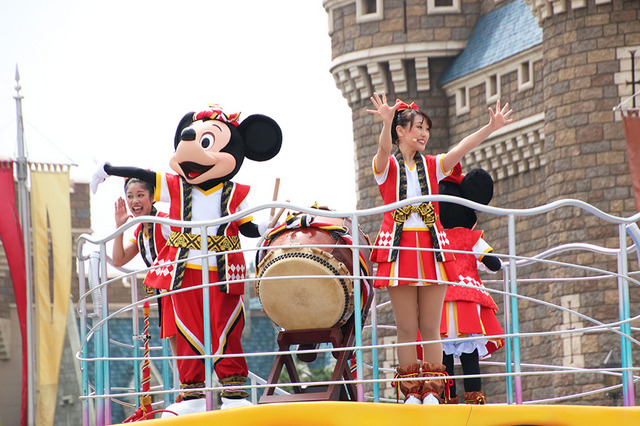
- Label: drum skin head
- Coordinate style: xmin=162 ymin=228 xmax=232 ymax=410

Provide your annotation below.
xmin=257 ymin=247 xmax=353 ymax=330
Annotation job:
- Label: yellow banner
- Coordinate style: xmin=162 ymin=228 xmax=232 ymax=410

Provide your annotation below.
xmin=30 ymin=165 xmax=72 ymax=426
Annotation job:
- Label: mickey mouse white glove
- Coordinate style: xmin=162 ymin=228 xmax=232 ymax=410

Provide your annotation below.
xmin=258 ymin=219 xmax=270 ymax=236
xmin=91 ymin=162 xmax=110 ymax=194
xmin=476 ymin=260 xmax=489 ymax=273
xmin=476 ymin=259 xmax=503 ymax=274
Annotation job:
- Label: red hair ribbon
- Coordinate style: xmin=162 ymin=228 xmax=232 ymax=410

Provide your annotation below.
xmin=193 ymin=104 xmax=241 ymax=127
xmin=396 ymin=99 xmax=420 ymax=111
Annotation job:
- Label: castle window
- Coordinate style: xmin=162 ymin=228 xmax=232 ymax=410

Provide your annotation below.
xmin=518 ymin=60 xmax=533 ymax=91
xmin=486 ymin=73 xmax=500 ymax=103
xmin=456 ymin=86 xmax=469 ymax=116
xmin=364 ymin=0 xmax=377 ymax=14
xmin=356 ymin=0 xmax=383 ymax=22
xmin=427 ymin=0 xmax=461 ymax=14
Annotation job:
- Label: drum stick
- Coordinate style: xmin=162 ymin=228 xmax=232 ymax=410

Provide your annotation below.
xmin=269 ymin=205 xmax=287 ymax=228
xmin=256 ymin=200 xmax=288 ymax=249
xmin=269 ymin=177 xmax=280 ymax=219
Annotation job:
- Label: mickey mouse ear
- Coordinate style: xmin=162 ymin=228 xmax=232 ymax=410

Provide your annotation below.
xmin=174 ymin=112 xmax=196 ymax=150
xmin=239 ymin=114 xmax=283 ymax=161
xmin=439 ymin=180 xmax=476 ymax=229
xmin=461 ymin=168 xmax=493 ymax=205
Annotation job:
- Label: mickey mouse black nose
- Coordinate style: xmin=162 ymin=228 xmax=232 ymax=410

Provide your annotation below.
xmin=181 ymin=127 xmax=196 ymax=141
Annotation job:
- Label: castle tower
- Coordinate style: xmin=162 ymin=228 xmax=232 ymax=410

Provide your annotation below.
xmin=525 ymin=1 xmax=639 ymax=241
xmin=324 ymin=0 xmax=639 ymax=404
xmin=324 ymin=0 xmax=483 ymax=232
xmin=523 ymin=0 xmax=640 ymax=404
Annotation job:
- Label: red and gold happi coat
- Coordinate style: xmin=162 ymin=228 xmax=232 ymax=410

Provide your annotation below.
xmin=370 ymin=153 xmax=455 ymax=267
xmin=442 ymin=228 xmax=498 ymax=310
xmin=144 ymin=173 xmax=251 ymax=294
xmin=132 ymin=210 xmax=169 ymax=267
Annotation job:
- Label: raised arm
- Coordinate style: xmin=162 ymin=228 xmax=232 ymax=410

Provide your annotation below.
xmin=441 ymin=100 xmax=513 ymax=173
xmin=105 ymin=164 xmax=156 ymax=184
xmin=91 ymin=162 xmax=156 ymax=194
xmin=111 ymin=197 xmax=140 ymax=267
xmin=367 ymin=92 xmax=401 ymax=174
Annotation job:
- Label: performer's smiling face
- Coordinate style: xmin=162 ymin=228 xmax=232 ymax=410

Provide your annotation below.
xmin=169 ymin=119 xmax=237 ymax=185
xmin=125 ymin=181 xmax=154 ymax=217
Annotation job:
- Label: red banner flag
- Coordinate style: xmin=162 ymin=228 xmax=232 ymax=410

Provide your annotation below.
xmin=622 ymin=110 xmax=640 ymax=212
xmin=0 ymin=160 xmax=28 ymax=426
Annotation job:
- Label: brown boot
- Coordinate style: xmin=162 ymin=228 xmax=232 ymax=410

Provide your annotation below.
xmin=219 ymin=375 xmax=250 ymax=399
xmin=393 ymin=363 xmax=423 ymax=403
xmin=464 ymin=391 xmax=486 ymax=405
xmin=420 ymin=362 xmax=450 ymax=404
xmin=177 ymin=382 xmax=206 ymax=402
xmin=443 ymin=394 xmax=459 ymax=404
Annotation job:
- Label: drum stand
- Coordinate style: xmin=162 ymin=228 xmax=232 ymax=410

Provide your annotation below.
xmin=259 ymin=327 xmax=355 ymax=403
xmin=259 ymin=283 xmax=373 ymax=404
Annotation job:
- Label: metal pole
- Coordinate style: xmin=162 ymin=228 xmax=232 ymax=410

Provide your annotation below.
xmin=89 ymin=253 xmax=105 ymax=426
xmin=99 ymin=244 xmax=111 ymax=424
xmin=370 ymin=291 xmax=380 ymax=403
xmin=14 ymin=65 xmax=36 ymax=426
xmin=78 ymin=257 xmax=90 ymax=426
xmin=507 ymin=214 xmax=523 ymax=404
xmin=502 ymin=268 xmax=514 ymax=404
xmin=200 ymin=225 xmax=213 ymax=411
xmin=131 ymin=274 xmax=141 ymax=411
xmin=631 ymin=51 xmax=637 ymax=109
xmin=617 ymin=223 xmax=635 ymax=406
xmin=351 ymin=214 xmax=364 ymax=402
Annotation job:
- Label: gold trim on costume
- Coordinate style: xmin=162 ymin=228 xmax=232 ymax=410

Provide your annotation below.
xmin=167 ymin=231 xmax=240 ymax=252
xmin=195 ymin=182 xmax=223 ymax=196
xmin=391 ymin=202 xmax=436 ymax=226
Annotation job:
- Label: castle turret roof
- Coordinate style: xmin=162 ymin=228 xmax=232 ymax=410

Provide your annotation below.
xmin=440 ymin=0 xmax=542 ymax=85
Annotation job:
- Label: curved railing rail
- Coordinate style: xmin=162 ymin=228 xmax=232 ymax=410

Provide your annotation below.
xmin=76 ymin=197 xmax=640 ymax=425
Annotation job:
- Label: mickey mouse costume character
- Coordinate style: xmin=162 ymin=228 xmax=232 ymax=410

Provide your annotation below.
xmin=92 ymin=105 xmax=282 ymax=412
xmin=438 ymin=168 xmax=504 ymax=405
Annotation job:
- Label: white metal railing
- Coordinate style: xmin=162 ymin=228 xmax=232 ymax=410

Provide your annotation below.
xmin=75 ymin=197 xmax=640 ymax=424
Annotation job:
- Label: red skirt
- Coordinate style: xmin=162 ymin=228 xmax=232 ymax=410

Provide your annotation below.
xmin=374 ymin=229 xmax=454 ymax=288
xmin=440 ymin=301 xmax=504 ymax=358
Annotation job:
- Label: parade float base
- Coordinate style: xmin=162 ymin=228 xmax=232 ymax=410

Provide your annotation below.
xmin=141 ymin=401 xmax=640 ymax=425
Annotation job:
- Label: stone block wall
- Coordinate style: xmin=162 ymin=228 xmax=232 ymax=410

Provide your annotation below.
xmin=326 ymin=0 xmax=640 ymax=405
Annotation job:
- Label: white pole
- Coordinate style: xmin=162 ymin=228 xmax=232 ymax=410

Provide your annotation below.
xmin=14 ymin=65 xmax=35 ymax=426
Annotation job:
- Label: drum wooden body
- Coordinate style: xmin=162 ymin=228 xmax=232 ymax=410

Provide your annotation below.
xmin=256 ymin=216 xmax=371 ymax=330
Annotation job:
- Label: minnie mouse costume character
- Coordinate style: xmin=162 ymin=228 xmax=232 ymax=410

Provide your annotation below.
xmin=92 ymin=105 xmax=282 ymax=411
xmin=438 ymin=168 xmax=504 ymax=405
